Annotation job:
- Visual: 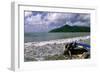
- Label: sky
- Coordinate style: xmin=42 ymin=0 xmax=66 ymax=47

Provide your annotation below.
xmin=24 ymin=11 xmax=90 ymax=32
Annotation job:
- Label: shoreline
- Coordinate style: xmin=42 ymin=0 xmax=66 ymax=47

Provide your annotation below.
xmin=24 ymin=35 xmax=90 ymax=61
xmin=25 ymin=35 xmax=90 ymax=47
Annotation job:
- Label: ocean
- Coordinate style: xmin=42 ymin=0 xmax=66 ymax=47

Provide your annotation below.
xmin=24 ymin=32 xmax=90 ymax=43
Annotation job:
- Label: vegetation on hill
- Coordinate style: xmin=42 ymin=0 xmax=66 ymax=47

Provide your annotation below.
xmin=49 ymin=25 xmax=90 ymax=32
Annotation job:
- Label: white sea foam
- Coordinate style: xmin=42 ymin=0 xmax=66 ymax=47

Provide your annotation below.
xmin=25 ymin=35 xmax=90 ymax=47
xmin=24 ymin=35 xmax=90 ymax=61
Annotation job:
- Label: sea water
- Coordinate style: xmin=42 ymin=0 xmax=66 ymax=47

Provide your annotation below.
xmin=24 ymin=32 xmax=90 ymax=43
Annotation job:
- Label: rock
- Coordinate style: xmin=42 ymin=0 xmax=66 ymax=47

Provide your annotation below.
xmin=24 ymin=36 xmax=90 ymax=61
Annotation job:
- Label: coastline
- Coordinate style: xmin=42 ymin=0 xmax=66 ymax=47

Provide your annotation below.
xmin=25 ymin=35 xmax=90 ymax=47
xmin=24 ymin=35 xmax=90 ymax=61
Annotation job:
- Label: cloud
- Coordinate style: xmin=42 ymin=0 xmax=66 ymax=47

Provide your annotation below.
xmin=42 ymin=13 xmax=73 ymax=28
xmin=24 ymin=12 xmax=49 ymax=32
xmin=24 ymin=11 xmax=90 ymax=32
xmin=26 ymin=14 xmax=42 ymax=25
xmin=24 ymin=11 xmax=33 ymax=17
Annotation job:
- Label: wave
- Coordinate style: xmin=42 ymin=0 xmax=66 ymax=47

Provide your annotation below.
xmin=25 ymin=35 xmax=90 ymax=47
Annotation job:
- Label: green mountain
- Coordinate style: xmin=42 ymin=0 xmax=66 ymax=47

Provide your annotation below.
xmin=49 ymin=24 xmax=90 ymax=32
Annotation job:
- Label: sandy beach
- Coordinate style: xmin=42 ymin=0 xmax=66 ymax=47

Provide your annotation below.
xmin=24 ymin=35 xmax=90 ymax=61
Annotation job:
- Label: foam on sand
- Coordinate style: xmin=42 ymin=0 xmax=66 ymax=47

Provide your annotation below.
xmin=24 ymin=35 xmax=90 ymax=61
xmin=25 ymin=35 xmax=90 ymax=47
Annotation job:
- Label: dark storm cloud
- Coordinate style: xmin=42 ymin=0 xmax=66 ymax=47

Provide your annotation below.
xmin=24 ymin=11 xmax=90 ymax=32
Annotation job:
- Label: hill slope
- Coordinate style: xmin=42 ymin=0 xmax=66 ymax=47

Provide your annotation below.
xmin=49 ymin=25 xmax=90 ymax=32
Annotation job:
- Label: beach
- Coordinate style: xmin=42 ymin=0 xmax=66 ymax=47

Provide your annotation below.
xmin=24 ymin=35 xmax=90 ymax=61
